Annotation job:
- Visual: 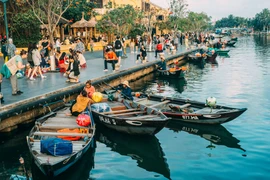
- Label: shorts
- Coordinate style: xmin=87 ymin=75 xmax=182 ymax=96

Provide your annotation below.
xmin=115 ymin=51 xmax=122 ymax=57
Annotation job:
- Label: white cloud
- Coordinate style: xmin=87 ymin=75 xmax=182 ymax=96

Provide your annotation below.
xmin=151 ymin=0 xmax=270 ymax=20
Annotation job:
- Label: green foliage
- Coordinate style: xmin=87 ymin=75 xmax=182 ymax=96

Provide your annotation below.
xmin=96 ymin=5 xmax=142 ymax=37
xmin=10 ymin=10 xmax=41 ymax=47
xmin=164 ymin=11 xmax=211 ymax=32
xmin=253 ymin=8 xmax=270 ymax=31
xmin=63 ymin=0 xmax=96 ymax=22
xmin=129 ymin=25 xmax=145 ymax=38
xmin=215 ymin=14 xmax=253 ymax=29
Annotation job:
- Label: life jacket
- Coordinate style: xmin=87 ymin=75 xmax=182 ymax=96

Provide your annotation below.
xmin=57 ymin=128 xmax=81 ymax=141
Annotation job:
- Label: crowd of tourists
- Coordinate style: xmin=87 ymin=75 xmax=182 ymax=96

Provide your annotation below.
xmin=0 ymin=31 xmax=219 ymax=104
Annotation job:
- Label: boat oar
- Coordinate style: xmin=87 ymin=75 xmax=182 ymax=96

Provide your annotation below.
xmin=102 ymin=81 xmax=132 ymax=101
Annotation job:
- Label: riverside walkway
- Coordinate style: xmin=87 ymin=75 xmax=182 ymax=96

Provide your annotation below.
xmin=0 ymin=45 xmax=189 ymax=107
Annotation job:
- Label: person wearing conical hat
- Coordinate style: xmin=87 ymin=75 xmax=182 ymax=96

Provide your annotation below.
xmin=117 ymin=80 xmax=133 ymax=101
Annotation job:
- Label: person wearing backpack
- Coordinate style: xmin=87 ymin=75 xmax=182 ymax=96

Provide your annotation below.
xmin=114 ymin=36 xmax=123 ymax=66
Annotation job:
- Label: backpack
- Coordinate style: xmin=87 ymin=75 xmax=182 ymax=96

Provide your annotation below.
xmin=114 ymin=40 xmax=122 ymax=49
xmin=27 ymin=50 xmax=33 ymax=62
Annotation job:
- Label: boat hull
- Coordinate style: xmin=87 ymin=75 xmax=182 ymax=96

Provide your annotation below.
xmin=157 ymin=69 xmax=184 ymax=79
xmin=34 ymin=139 xmax=94 ymax=177
xmin=92 ymin=112 xmax=168 ymax=135
xmin=163 ymin=109 xmax=246 ymax=124
xmin=135 ymin=95 xmax=247 ymax=125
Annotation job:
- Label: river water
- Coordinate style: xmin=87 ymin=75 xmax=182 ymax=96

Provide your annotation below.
xmin=1 ymin=36 xmax=270 ymax=180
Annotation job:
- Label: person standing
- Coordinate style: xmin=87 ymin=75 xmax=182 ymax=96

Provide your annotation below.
xmin=55 ymin=38 xmax=62 ymax=52
xmin=155 ymin=41 xmax=163 ymax=58
xmin=130 ymin=38 xmax=135 ymax=53
xmin=6 ymin=38 xmax=16 ymax=60
xmin=114 ymin=36 xmax=123 ymax=66
xmin=29 ymin=43 xmax=47 ymax=80
xmin=0 ymin=73 xmax=4 ymax=103
xmin=1 ymin=39 xmax=8 ymax=62
xmin=74 ymin=38 xmax=85 ymax=53
xmin=90 ymin=39 xmax=94 ymax=53
xmin=0 ymin=50 xmax=26 ymax=95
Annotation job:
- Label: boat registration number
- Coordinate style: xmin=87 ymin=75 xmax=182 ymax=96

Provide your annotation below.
xmin=182 ymin=115 xmax=199 ymax=120
xmin=99 ymin=116 xmax=116 ymax=125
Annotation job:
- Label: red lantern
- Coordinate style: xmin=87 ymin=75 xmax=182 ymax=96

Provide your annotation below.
xmin=76 ymin=114 xmax=91 ymax=127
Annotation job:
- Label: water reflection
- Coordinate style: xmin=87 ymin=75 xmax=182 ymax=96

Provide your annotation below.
xmin=31 ymin=140 xmax=96 ymax=180
xmin=96 ymin=126 xmax=171 ymax=179
xmin=166 ymin=121 xmax=245 ymax=152
xmin=0 ymin=130 xmax=31 ymax=179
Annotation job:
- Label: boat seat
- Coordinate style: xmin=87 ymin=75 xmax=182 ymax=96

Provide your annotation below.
xmin=33 ymin=131 xmax=92 ymax=137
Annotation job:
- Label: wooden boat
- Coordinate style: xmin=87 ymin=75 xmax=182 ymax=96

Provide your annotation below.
xmin=156 ymin=67 xmax=185 ymax=79
xmin=135 ymin=94 xmax=247 ymax=124
xmin=231 ymin=37 xmax=238 ymax=41
xmin=188 ymin=54 xmax=206 ymax=68
xmin=206 ymin=53 xmax=218 ymax=64
xmin=91 ymin=99 xmax=170 ymax=135
xmin=96 ymin=125 xmax=171 ymax=179
xmin=216 ymin=49 xmax=230 ymax=55
xmin=26 ymin=106 xmax=95 ymax=177
xmin=226 ymin=40 xmax=236 ymax=46
xmin=31 ymin=139 xmax=96 ymax=180
xmin=166 ymin=121 xmax=245 ymax=151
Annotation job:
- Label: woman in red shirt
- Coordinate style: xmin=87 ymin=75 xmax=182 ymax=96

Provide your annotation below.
xmin=84 ymin=80 xmax=95 ymax=99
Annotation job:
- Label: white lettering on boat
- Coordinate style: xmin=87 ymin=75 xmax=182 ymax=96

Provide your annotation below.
xmin=182 ymin=115 xmax=199 ymax=120
xmin=99 ymin=116 xmax=116 ymax=125
xmin=182 ymin=127 xmax=199 ymax=133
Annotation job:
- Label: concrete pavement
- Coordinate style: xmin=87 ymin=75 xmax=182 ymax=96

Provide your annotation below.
xmin=0 ymin=45 xmax=188 ymax=107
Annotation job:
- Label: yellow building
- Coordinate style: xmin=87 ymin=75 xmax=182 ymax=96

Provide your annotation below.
xmin=91 ymin=0 xmax=169 ymax=35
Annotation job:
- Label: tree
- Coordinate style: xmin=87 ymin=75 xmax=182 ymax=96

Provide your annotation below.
xmin=253 ymin=8 xmax=270 ymax=31
xmin=168 ymin=0 xmax=188 ymax=34
xmin=10 ymin=10 xmax=41 ymax=47
xmin=63 ymin=0 xmax=96 ymax=22
xmin=26 ymin=0 xmax=73 ymax=45
xmin=26 ymin=0 xmax=74 ymax=70
xmin=187 ymin=12 xmax=211 ymax=32
xmin=96 ymin=5 xmax=142 ymax=42
xmin=169 ymin=0 xmax=188 ymax=18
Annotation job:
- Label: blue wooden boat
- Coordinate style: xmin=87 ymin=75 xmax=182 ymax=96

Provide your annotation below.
xmin=27 ymin=106 xmax=95 ymax=177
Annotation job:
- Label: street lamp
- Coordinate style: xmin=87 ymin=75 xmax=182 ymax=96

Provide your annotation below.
xmin=1 ymin=0 xmax=9 ymax=40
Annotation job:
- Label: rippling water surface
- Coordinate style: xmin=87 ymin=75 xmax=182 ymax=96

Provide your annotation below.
xmin=1 ymin=36 xmax=270 ymax=180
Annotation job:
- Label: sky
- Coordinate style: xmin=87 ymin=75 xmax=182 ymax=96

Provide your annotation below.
xmin=150 ymin=0 xmax=270 ymax=21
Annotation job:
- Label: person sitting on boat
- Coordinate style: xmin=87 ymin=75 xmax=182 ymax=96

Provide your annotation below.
xmin=68 ymin=90 xmax=91 ymax=116
xmin=84 ymin=80 xmax=95 ymax=103
xmin=156 ymin=56 xmax=167 ymax=70
xmin=117 ymin=80 xmax=133 ymax=101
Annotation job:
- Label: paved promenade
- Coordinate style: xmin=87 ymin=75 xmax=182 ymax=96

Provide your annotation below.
xmin=0 ymin=45 xmax=188 ymax=107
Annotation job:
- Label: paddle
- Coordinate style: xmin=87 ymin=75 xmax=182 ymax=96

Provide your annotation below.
xmin=102 ymin=81 xmax=133 ymax=101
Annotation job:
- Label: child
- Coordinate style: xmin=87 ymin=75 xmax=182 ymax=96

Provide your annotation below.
xmin=0 ymin=73 xmax=4 ymax=103
xmin=25 ymin=63 xmax=33 ymax=78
